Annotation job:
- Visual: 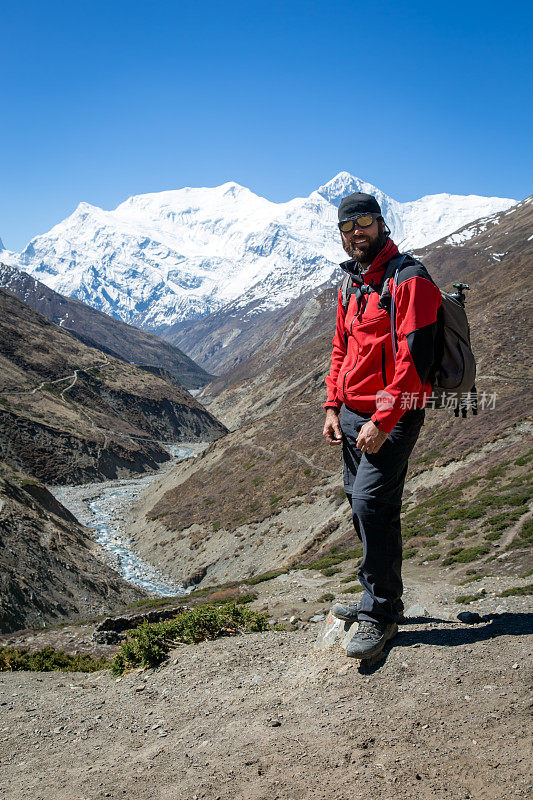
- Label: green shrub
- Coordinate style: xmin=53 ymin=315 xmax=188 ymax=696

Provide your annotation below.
xmin=455 ymin=594 xmax=482 ymax=605
xmin=112 ymin=603 xmax=269 ymax=674
xmin=303 ymin=547 xmax=363 ymax=572
xmin=321 ymin=567 xmax=341 ymax=577
xmin=442 ymin=546 xmax=489 ymax=566
xmin=486 ymin=465 xmax=507 ymax=479
xmin=447 ymin=503 xmax=489 ymax=521
xmin=403 ymin=548 xmax=418 ymax=559
xmin=518 ymin=518 xmax=533 ymax=545
xmin=498 ymin=584 xmax=533 ymax=598
xmin=234 ymin=593 xmax=258 ymax=604
xmin=0 ymin=646 xmax=109 ymax=673
xmin=344 ymin=584 xmax=364 ymax=594
xmin=247 ymin=569 xmax=287 ymax=585
xmin=318 ymin=593 xmax=335 ymax=602
xmin=420 ymin=553 xmax=440 ymax=563
xmin=504 ymin=491 xmax=531 ymax=508
xmin=446 ymin=526 xmax=463 ymax=540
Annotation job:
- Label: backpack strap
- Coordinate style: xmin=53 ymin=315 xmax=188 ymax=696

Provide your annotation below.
xmin=341 ymin=271 xmax=366 ymax=314
xmin=340 ymin=273 xmax=353 ymax=314
xmin=377 ymin=253 xmax=411 ymax=312
xmin=341 ymin=252 xmax=410 ymax=322
xmin=377 ymin=253 xmax=410 ymax=359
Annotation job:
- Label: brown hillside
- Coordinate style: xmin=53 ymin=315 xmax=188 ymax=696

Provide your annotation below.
xmin=0 ymin=460 xmax=143 ymax=632
xmin=0 ymin=287 xmax=226 ymax=484
xmin=0 ymin=263 xmax=213 ymax=389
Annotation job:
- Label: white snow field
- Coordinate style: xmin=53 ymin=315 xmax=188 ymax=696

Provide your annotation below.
xmin=1 ymin=173 xmax=516 ymax=329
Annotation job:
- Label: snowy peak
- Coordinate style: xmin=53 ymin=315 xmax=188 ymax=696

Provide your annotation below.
xmin=3 ymin=174 xmax=517 ymax=332
xmin=314 ymin=172 xmax=385 ymax=207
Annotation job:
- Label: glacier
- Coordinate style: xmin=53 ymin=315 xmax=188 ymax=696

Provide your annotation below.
xmin=0 ymin=172 xmax=516 ymax=330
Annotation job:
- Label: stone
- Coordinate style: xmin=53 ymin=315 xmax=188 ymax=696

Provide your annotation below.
xmin=93 ymin=630 xmax=122 ymax=645
xmin=405 ymin=602 xmax=428 ymax=618
xmin=457 ymin=611 xmax=483 ymax=624
xmin=314 ymin=612 xmax=357 ymax=651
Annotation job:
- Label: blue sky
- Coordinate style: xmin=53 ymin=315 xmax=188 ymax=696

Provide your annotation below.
xmin=1 ymin=0 xmax=531 ymax=250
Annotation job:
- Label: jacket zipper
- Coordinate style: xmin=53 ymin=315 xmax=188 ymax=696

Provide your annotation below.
xmin=343 ymin=348 xmax=359 ymax=398
xmin=381 ymin=342 xmax=387 ymax=386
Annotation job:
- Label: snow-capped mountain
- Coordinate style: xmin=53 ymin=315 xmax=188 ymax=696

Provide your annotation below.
xmin=1 ymin=173 xmax=516 ymax=330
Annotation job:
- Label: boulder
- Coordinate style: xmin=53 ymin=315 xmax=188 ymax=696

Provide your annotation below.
xmin=313 ymin=612 xmax=357 ymax=651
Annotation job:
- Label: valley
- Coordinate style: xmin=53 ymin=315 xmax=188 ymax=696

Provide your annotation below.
xmin=0 ymin=183 xmax=530 ymax=800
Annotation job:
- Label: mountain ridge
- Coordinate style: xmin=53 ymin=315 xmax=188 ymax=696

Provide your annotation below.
xmin=1 ymin=174 xmax=515 ymax=337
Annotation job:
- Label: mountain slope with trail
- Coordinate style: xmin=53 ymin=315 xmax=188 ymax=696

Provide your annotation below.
xmin=0 ymin=288 xmax=226 ymax=484
xmin=0 ymin=564 xmax=531 ymax=799
xmin=0 ymin=262 xmax=212 ymax=389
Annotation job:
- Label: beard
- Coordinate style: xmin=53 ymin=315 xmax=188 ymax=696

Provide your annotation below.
xmin=343 ymin=228 xmax=388 ymax=265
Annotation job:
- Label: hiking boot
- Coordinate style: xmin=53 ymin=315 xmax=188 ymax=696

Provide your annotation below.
xmin=331 ymin=602 xmax=404 ymax=625
xmin=345 ymin=620 xmax=398 ymax=660
xmin=330 ymin=602 xmax=360 ymax=623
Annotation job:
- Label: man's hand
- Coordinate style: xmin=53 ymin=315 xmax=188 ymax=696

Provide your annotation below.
xmin=356 ymin=420 xmax=388 ymax=454
xmin=323 ymin=408 xmax=342 ymax=445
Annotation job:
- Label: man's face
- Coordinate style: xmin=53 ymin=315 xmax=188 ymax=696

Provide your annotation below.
xmin=341 ymin=217 xmax=387 ymax=264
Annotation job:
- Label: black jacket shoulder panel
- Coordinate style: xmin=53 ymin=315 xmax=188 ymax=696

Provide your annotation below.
xmin=395 ymin=257 xmax=436 ymax=288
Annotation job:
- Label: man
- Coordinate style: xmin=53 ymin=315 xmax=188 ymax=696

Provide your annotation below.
xmin=323 ymin=192 xmax=442 ymax=660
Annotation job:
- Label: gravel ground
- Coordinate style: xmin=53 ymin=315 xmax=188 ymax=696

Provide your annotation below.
xmin=0 ymin=575 xmax=531 ymax=800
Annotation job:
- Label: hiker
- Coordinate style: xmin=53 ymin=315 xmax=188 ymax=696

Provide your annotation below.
xmin=322 ymin=192 xmax=442 ymax=660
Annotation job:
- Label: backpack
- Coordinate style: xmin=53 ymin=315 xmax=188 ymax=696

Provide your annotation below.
xmin=340 ymin=254 xmax=477 ymax=416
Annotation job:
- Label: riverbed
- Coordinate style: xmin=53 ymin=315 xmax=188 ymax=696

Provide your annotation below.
xmin=50 ymin=442 xmax=207 ymax=596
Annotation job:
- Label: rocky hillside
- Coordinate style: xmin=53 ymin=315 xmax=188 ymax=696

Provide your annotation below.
xmin=0 ymin=288 xmax=226 ymax=484
xmin=163 ymin=283 xmax=324 ymax=374
xmin=0 ymin=263 xmax=212 ymax=389
xmin=0 ymin=460 xmax=144 ymax=632
xmin=125 ymin=198 xmax=532 ymax=588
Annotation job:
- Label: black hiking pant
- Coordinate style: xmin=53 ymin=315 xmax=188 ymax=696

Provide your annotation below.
xmin=340 ymin=405 xmax=424 ymax=625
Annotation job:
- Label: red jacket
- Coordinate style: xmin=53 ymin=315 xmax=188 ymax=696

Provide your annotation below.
xmin=324 ymin=241 xmax=442 ymax=434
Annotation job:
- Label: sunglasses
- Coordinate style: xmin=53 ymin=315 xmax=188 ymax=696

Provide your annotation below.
xmin=338 ymin=213 xmax=380 ymax=233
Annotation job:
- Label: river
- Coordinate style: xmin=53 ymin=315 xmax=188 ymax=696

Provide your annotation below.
xmin=50 ymin=443 xmax=207 ymax=596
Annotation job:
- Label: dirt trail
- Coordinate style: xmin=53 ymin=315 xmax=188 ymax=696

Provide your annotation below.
xmin=27 ymin=355 xmax=110 ymax=397
xmin=1 ymin=567 xmax=531 ymax=800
